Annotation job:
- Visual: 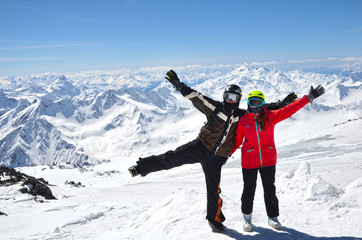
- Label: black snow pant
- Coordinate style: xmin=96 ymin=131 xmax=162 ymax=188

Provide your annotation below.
xmin=136 ymin=139 xmax=227 ymax=223
xmin=241 ymin=165 xmax=279 ymax=218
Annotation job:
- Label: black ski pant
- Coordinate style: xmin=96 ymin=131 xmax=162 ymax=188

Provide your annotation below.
xmin=137 ymin=139 xmax=227 ymax=223
xmin=241 ymin=165 xmax=279 ymax=218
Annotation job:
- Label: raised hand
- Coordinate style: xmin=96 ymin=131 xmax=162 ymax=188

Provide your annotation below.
xmin=306 ymin=85 xmax=325 ymax=102
xmin=165 ymin=70 xmax=182 ymax=90
xmin=281 ymin=92 xmax=298 ymax=106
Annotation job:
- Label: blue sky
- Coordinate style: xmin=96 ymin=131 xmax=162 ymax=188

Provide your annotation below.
xmin=1 ymin=0 xmax=362 ymax=76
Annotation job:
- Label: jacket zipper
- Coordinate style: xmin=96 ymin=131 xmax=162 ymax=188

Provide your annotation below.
xmin=254 ymin=114 xmax=263 ymax=168
xmin=214 ymin=114 xmax=234 ymax=155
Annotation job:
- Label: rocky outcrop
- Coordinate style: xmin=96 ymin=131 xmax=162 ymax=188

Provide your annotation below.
xmin=0 ymin=166 xmax=56 ymax=200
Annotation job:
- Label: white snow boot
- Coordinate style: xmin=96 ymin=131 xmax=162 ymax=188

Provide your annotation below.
xmin=268 ymin=217 xmax=282 ymax=230
xmin=242 ymin=214 xmax=253 ymax=232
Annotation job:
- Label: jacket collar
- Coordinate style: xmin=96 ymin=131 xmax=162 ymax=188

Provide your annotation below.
xmin=246 ymin=112 xmax=258 ymax=119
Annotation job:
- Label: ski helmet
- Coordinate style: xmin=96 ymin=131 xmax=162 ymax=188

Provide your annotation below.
xmin=223 ymin=84 xmax=242 ymax=103
xmin=247 ymin=90 xmax=265 ymax=101
xmin=247 ymin=90 xmax=265 ymax=109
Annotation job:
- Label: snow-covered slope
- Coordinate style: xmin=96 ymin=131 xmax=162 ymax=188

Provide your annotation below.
xmin=0 ymin=64 xmax=361 ymax=239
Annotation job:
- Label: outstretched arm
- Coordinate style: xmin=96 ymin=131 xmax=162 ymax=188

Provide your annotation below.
xmin=265 ymin=92 xmax=298 ymax=110
xmin=272 ymin=85 xmax=325 ymax=124
xmin=165 ymin=69 xmax=218 ymax=117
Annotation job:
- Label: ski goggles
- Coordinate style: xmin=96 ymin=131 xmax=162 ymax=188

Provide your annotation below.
xmin=248 ymin=98 xmax=265 ymax=107
xmin=224 ymin=93 xmax=240 ymax=102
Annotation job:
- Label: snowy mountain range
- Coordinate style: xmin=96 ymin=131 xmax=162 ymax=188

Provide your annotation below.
xmin=0 ymin=64 xmax=361 ymax=168
xmin=1 ymin=64 xmax=362 ymax=240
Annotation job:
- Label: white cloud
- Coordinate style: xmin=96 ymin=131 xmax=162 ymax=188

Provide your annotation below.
xmin=286 ymin=56 xmax=362 ymax=70
xmin=289 ymin=57 xmax=338 ymax=63
xmin=339 ymin=57 xmax=362 ymax=62
xmin=250 ymin=61 xmax=279 ymax=66
xmin=336 ymin=57 xmax=362 ymax=69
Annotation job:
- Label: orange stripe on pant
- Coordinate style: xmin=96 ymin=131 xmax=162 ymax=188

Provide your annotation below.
xmin=215 ymin=183 xmax=223 ymax=222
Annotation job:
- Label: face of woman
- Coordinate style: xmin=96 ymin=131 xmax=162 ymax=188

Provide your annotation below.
xmin=247 ymin=97 xmax=265 ymax=114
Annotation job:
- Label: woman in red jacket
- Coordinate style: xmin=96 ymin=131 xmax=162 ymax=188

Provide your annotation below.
xmin=232 ymin=86 xmax=325 ymax=232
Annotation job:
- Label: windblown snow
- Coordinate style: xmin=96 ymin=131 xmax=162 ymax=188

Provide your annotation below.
xmin=0 ymin=64 xmax=361 ymax=240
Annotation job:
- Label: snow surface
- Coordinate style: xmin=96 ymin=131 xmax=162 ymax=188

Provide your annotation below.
xmin=0 ymin=64 xmax=361 ymax=239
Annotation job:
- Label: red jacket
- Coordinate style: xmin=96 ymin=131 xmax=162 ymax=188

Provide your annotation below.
xmin=233 ymin=95 xmax=310 ymax=169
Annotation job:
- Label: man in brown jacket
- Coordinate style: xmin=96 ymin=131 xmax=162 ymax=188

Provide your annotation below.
xmin=128 ymin=70 xmax=296 ymax=232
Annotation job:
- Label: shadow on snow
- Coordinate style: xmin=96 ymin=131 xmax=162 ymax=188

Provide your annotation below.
xmin=214 ymin=226 xmax=361 ymax=240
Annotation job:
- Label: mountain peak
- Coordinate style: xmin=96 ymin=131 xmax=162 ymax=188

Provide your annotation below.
xmin=47 ymin=75 xmax=80 ymax=97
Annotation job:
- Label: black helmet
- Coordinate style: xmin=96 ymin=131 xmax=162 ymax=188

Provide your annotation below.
xmin=223 ymin=84 xmax=242 ymax=103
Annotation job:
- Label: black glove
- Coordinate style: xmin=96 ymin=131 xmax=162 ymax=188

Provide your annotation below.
xmin=165 ymin=70 xmax=184 ymax=91
xmin=281 ymin=92 xmax=298 ymax=107
xmin=306 ymin=85 xmax=325 ymax=102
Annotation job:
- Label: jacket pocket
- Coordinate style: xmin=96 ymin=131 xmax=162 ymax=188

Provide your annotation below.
xmin=242 ymin=148 xmax=260 ymax=168
xmin=262 ymin=146 xmax=277 ymax=166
